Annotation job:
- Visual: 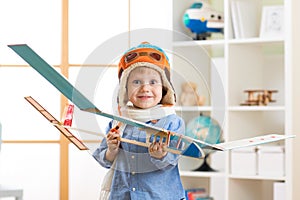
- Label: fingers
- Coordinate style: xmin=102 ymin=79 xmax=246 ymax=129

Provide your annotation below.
xmin=107 ymin=132 xmax=120 ymax=144
xmin=148 ymin=142 xmax=167 ymax=159
xmin=107 ymin=131 xmax=119 ymax=141
xmin=106 ymin=128 xmax=121 ymax=152
xmin=149 ymin=145 xmax=167 ymax=160
xmin=107 ymin=125 xmax=120 ymax=141
xmin=149 ymin=142 xmax=163 ymax=151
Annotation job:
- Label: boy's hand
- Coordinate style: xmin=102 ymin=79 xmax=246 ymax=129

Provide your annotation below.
xmin=105 ymin=128 xmax=120 ymax=162
xmin=149 ymin=142 xmax=167 ymax=159
xmin=107 ymin=131 xmax=120 ymax=152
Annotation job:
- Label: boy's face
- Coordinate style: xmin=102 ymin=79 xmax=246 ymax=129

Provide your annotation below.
xmin=127 ymin=67 xmax=163 ymax=109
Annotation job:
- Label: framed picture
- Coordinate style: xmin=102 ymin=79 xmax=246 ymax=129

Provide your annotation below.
xmin=260 ymin=6 xmax=284 ymax=38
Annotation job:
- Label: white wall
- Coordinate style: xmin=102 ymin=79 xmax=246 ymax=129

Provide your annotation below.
xmin=291 ymin=0 xmax=300 ymax=199
xmin=0 ymin=0 xmax=174 ymax=199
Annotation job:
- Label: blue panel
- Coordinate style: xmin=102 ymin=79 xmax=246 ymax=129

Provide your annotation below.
xmin=181 ymin=142 xmax=204 ymax=158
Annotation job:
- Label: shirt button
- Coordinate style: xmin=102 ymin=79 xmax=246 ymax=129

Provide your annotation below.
xmin=131 ymin=172 xmax=135 ymax=175
xmin=131 ymin=155 xmax=135 ymax=159
xmin=132 ymin=187 xmax=136 ymax=191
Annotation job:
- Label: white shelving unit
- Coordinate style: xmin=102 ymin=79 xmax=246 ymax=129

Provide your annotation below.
xmin=172 ymin=0 xmax=292 ymax=200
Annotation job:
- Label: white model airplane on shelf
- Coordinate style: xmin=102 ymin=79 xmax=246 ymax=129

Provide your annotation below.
xmin=8 ymin=44 xmax=295 ymax=159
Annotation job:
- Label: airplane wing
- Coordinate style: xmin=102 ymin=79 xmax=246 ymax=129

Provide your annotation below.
xmin=9 ymin=44 xmax=294 ymax=156
xmin=24 ymin=96 xmax=89 ymax=150
xmin=216 ymin=134 xmax=295 ymax=150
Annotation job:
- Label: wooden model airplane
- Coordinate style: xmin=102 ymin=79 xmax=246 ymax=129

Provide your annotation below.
xmin=240 ymin=89 xmax=278 ymax=106
xmin=8 ymin=44 xmax=295 ymax=159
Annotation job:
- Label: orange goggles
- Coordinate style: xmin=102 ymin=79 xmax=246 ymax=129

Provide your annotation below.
xmin=124 ymin=51 xmax=162 ymax=63
xmin=118 ymin=47 xmax=171 ymax=80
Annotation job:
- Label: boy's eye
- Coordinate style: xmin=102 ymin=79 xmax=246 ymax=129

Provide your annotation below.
xmin=132 ymin=80 xmax=142 ymax=86
xmin=149 ymin=80 xmax=159 ymax=85
xmin=130 ymin=79 xmax=162 ymax=87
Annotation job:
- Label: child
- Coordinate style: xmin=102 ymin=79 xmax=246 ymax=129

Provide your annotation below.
xmin=93 ymin=42 xmax=186 ymax=200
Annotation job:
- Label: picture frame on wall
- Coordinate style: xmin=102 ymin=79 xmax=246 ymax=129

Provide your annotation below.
xmin=260 ymin=5 xmax=284 ymax=38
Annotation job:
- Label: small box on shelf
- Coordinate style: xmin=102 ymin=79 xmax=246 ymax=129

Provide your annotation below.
xmin=273 ymin=182 xmax=285 ymax=200
xmin=258 ymin=146 xmax=285 ymax=176
xmin=231 ymin=146 xmax=257 ymax=175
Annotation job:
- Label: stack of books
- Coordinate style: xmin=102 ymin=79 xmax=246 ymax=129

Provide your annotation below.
xmin=185 ymin=188 xmax=213 ymax=200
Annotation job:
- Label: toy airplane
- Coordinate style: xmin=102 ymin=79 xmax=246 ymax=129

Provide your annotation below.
xmin=183 ymin=1 xmax=224 ymax=40
xmin=240 ymin=89 xmax=278 ymax=106
xmin=8 ymin=44 xmax=295 ymax=159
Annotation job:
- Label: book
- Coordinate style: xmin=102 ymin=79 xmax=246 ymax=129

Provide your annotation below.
xmin=230 ymin=0 xmax=241 ymax=38
xmin=231 ymin=0 xmax=259 ymax=38
xmin=235 ymin=0 xmax=259 ymax=38
xmin=185 ymin=188 xmax=212 ymax=200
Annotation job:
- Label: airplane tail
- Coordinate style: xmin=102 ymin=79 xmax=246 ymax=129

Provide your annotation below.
xmin=62 ymin=104 xmax=75 ymax=126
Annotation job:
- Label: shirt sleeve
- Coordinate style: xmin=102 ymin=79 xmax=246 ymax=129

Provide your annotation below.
xmin=92 ymin=121 xmax=113 ymax=168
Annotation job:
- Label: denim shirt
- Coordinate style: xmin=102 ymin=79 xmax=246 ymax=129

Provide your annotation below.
xmin=93 ymin=114 xmax=186 ymax=200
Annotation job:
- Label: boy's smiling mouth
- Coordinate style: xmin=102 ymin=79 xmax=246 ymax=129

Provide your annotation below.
xmin=138 ymin=95 xmax=153 ymax=100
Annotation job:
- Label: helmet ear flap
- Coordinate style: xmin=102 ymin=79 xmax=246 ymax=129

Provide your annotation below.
xmin=163 ymin=65 xmax=176 ymax=103
xmin=164 ymin=67 xmax=171 ymax=81
xmin=118 ymin=68 xmax=124 ymax=80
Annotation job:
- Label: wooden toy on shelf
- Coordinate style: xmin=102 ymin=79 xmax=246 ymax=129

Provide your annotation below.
xmin=240 ymin=89 xmax=278 ymax=106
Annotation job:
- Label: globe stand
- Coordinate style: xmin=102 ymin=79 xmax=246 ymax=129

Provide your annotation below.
xmin=194 ymin=154 xmax=216 ymax=172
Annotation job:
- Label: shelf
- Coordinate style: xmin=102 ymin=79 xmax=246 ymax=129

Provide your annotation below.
xmin=175 ymin=106 xmax=285 ymax=112
xmin=229 ymin=106 xmax=285 ymax=111
xmin=173 ymin=40 xmax=224 ymax=55
xmin=228 ymin=37 xmax=284 ymax=45
xmin=180 ymin=167 xmax=287 ymax=181
xmin=229 ymin=174 xmax=286 ymax=181
xmin=173 ymin=40 xmax=224 ymax=47
xmin=172 ymin=0 xmax=291 ymax=199
xmin=174 ymin=106 xmax=212 ymax=112
xmin=180 ymin=170 xmax=226 ymax=178
xmin=173 ymin=38 xmax=284 ymax=47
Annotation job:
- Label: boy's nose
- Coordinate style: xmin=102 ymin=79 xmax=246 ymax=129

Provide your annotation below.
xmin=139 ymin=83 xmax=151 ymax=91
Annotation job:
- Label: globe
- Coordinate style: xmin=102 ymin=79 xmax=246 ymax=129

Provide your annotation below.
xmin=185 ymin=114 xmax=223 ymax=171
